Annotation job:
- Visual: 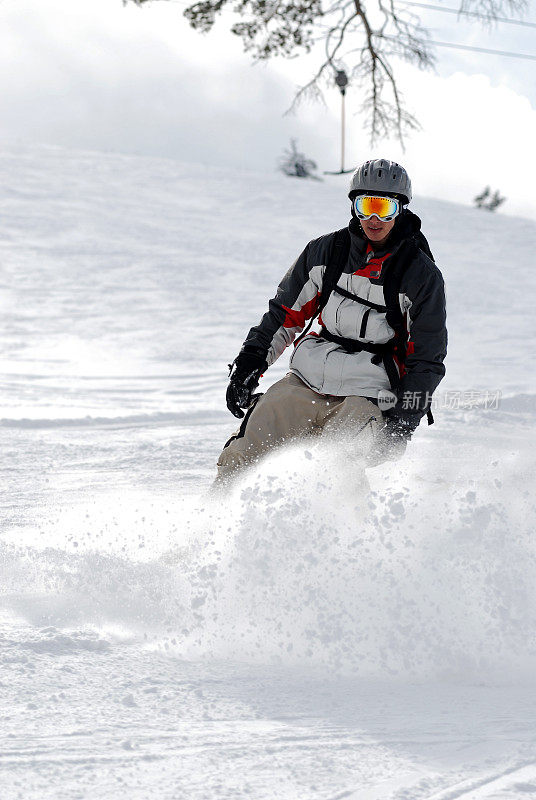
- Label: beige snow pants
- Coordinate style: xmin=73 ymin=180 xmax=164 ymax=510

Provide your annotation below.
xmin=216 ymin=373 xmax=383 ymax=481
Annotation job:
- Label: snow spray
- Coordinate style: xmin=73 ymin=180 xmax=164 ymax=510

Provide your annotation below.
xmin=1 ymin=439 xmax=535 ymax=684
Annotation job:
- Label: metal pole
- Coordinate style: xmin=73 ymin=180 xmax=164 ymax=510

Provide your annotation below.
xmin=341 ymin=90 xmax=346 ymax=173
xmin=324 ymin=70 xmax=354 ymax=175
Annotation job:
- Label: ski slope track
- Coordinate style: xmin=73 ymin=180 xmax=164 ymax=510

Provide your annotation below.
xmin=1 ymin=144 xmax=535 ymax=799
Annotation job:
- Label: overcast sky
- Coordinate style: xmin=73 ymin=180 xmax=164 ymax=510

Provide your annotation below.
xmin=0 ymin=0 xmax=535 ymax=218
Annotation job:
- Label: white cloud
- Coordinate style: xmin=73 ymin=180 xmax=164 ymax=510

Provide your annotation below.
xmin=0 ymin=0 xmax=340 ymax=170
xmin=374 ymin=67 xmax=536 ymax=219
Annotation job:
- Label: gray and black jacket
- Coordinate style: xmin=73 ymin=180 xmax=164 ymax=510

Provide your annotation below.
xmin=242 ymin=211 xmax=447 ymax=422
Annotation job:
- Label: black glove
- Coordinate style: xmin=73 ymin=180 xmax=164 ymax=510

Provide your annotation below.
xmin=366 ymin=409 xmax=420 ymax=466
xmin=226 ymin=347 xmax=268 ymax=419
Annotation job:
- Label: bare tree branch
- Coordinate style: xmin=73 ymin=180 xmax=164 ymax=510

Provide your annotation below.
xmin=458 ymin=0 xmax=528 ymax=25
xmin=125 ymin=0 xmax=528 ymax=144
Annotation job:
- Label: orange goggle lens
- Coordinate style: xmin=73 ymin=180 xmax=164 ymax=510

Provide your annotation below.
xmin=354 ymin=195 xmax=400 ymax=221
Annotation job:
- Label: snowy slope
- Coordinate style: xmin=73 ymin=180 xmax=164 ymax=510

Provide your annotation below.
xmin=1 ymin=144 xmax=536 ymax=799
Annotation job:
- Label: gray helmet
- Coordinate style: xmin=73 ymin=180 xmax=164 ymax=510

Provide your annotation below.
xmin=349 ymin=159 xmax=412 ymax=204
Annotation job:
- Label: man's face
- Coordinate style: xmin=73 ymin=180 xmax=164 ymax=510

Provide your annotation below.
xmin=360 ymin=213 xmax=396 ymax=246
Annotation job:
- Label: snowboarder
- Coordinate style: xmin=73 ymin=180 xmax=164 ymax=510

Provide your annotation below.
xmin=216 ymin=159 xmax=447 ymax=483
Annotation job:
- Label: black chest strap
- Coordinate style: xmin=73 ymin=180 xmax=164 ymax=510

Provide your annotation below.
xmin=294 ymin=227 xmax=351 ymax=347
xmin=331 ymin=284 xmax=387 ymax=312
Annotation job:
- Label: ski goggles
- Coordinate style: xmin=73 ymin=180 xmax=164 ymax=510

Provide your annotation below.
xmin=354 ymin=194 xmax=400 ymax=221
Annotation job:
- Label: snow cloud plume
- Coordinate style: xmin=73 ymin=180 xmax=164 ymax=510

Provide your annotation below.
xmin=2 ymin=437 xmax=536 ymax=684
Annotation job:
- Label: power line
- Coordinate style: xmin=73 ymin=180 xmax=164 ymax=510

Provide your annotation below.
xmin=399 ymin=1 xmax=536 ymax=29
xmin=385 ymin=32 xmax=536 ymax=61
xmin=430 ymin=38 xmax=536 ymax=60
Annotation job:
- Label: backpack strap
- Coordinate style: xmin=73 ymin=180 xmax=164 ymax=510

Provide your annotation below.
xmin=318 ymin=227 xmax=352 ymax=311
xmin=382 ymin=237 xmax=419 ymax=333
xmin=294 ymin=227 xmax=351 ymax=347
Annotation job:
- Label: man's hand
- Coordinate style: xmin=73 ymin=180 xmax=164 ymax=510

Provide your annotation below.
xmin=366 ymin=410 xmax=420 ymax=467
xmin=226 ymin=348 xmax=268 ymax=418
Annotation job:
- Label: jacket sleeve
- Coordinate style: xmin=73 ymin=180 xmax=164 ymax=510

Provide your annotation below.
xmin=241 ymin=240 xmax=327 ymax=367
xmin=393 ymin=258 xmax=448 ymax=419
